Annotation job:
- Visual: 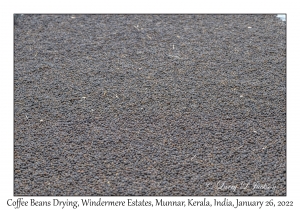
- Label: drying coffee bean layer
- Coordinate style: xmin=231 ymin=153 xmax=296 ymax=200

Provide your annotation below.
xmin=14 ymin=15 xmax=286 ymax=196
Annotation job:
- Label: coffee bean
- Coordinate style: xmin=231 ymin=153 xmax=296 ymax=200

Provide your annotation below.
xmin=14 ymin=14 xmax=285 ymax=196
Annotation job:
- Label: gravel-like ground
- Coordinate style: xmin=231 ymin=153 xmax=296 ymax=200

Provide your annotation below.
xmin=14 ymin=14 xmax=286 ymax=196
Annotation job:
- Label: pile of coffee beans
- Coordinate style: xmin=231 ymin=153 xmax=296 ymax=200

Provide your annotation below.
xmin=14 ymin=15 xmax=286 ymax=196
